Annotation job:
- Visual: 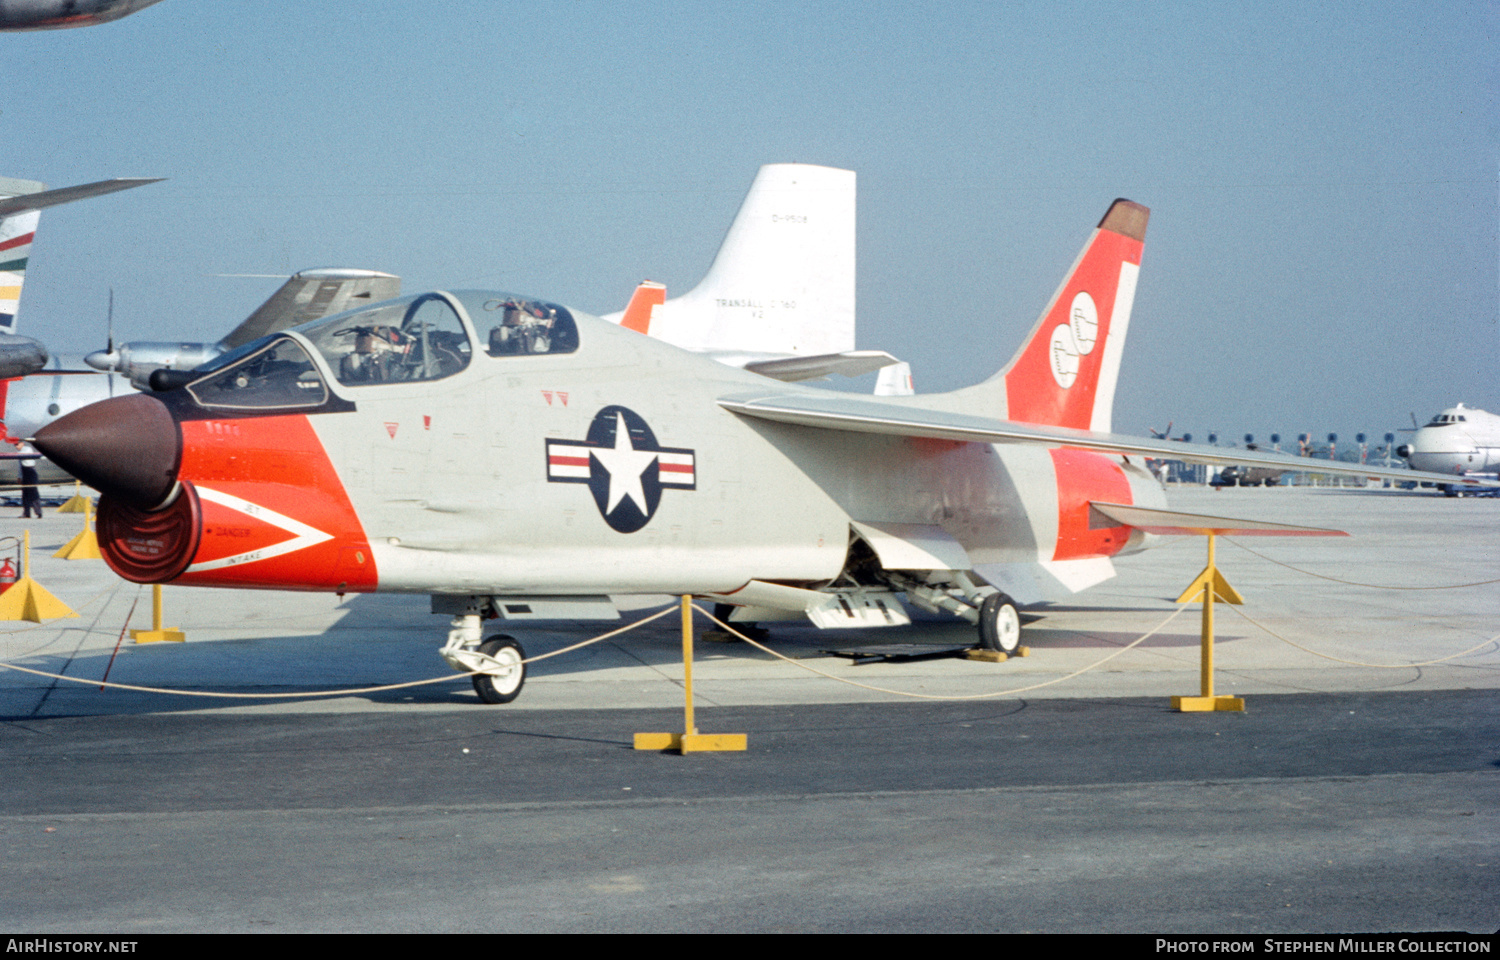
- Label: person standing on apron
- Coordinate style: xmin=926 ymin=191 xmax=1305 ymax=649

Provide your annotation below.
xmin=18 ymin=443 xmax=42 ymax=519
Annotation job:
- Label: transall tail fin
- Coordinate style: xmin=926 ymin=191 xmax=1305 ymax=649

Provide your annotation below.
xmin=950 ymin=199 xmax=1147 ymax=431
xmin=604 ymin=163 xmax=855 ymax=356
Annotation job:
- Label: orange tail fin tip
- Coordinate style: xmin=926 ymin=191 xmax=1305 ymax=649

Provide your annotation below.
xmin=619 ymin=280 xmax=666 ymax=334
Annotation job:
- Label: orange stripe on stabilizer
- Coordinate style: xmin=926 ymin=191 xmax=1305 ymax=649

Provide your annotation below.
xmin=620 ymin=280 xmax=666 ymax=334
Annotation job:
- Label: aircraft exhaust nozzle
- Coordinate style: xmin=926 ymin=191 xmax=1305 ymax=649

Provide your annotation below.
xmin=32 ymin=394 xmax=181 ymax=510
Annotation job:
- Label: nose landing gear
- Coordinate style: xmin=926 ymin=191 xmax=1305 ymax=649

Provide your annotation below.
xmin=440 ymin=613 xmax=528 ymax=704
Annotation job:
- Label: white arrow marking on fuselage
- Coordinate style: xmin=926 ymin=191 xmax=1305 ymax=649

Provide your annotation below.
xmin=589 ymin=412 xmax=658 ymax=515
xmin=186 ymin=486 xmax=335 ymax=573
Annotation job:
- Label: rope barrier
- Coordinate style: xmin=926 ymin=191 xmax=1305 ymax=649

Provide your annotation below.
xmin=0 ymin=602 xmax=679 ymax=700
xmin=1222 ymin=603 xmax=1500 ymax=668
xmin=1224 ymin=537 xmax=1500 ymax=590
xmin=689 ymin=602 xmax=1191 ymax=701
xmin=2 ymin=582 xmax=1492 ymax=705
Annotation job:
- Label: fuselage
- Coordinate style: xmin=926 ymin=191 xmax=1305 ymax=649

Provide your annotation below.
xmin=35 ymin=291 xmax=1162 ymax=598
xmin=0 ymin=0 xmax=161 ymax=30
xmin=1402 ymin=404 xmax=1500 ymax=476
xmin=2 ymin=355 xmax=129 ymax=484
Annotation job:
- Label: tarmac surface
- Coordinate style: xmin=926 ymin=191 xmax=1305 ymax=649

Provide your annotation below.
xmin=1 ymin=484 xmax=1496 ymax=932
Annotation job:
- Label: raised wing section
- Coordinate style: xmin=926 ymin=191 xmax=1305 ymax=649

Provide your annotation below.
xmin=742 ymin=350 xmax=900 ymax=383
xmin=221 ymin=267 xmax=401 ymax=349
xmin=718 ymin=390 xmax=1500 ymax=489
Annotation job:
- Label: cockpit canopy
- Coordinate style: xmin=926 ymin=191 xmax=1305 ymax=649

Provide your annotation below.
xmin=182 ymin=290 xmax=579 ymax=414
xmin=302 ymin=291 xmax=474 ymax=386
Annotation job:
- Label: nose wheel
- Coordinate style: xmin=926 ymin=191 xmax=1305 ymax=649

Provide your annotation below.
xmin=471 ymin=635 xmax=527 ymax=704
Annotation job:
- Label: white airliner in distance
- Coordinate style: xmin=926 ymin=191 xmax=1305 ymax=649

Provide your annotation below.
xmin=1398 ymin=403 xmax=1500 ymax=484
xmin=0 ymin=0 xmax=162 ymax=30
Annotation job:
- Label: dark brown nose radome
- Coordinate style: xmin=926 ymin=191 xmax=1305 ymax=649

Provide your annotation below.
xmin=32 ymin=393 xmax=182 ymax=510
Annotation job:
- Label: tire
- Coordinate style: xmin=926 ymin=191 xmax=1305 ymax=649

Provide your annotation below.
xmin=977 ymin=593 xmax=1022 ymax=654
xmin=472 ymin=635 xmax=526 ymax=704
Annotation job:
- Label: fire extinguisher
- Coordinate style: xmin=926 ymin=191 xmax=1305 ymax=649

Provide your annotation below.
xmin=0 ymin=556 xmax=16 ymax=594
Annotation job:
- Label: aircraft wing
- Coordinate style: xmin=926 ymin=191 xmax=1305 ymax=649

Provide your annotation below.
xmin=742 ymin=350 xmax=901 ymax=383
xmin=718 ymin=391 xmax=1500 ymax=489
xmin=220 ymin=267 xmax=401 ymax=349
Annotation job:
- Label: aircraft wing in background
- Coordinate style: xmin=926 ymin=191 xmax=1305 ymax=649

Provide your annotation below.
xmin=717 ymin=390 xmax=1500 ymax=489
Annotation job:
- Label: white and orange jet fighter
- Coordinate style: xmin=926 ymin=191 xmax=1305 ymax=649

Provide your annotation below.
xmin=33 ymin=199 xmax=1491 ymax=703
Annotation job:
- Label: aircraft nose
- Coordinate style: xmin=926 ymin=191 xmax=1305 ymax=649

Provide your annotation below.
xmin=32 ymin=393 xmax=181 ymax=509
xmin=83 ymin=349 xmax=119 ymax=372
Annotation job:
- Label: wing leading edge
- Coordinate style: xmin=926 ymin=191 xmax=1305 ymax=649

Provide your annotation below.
xmin=717 ymin=391 xmax=1499 ymax=489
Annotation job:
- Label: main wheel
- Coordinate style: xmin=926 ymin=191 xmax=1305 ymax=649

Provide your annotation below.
xmin=977 ymin=593 xmax=1022 ymax=654
xmin=472 ymin=635 xmax=526 ymax=704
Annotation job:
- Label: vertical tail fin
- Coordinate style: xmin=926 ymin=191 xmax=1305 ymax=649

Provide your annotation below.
xmin=604 ymin=164 xmax=855 ymax=356
xmin=0 ymin=178 xmax=45 ymax=336
xmin=0 ymin=176 xmax=163 ymax=336
xmin=950 ymin=199 xmax=1147 ymax=431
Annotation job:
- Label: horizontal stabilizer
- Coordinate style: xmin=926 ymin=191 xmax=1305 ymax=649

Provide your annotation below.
xmin=0 ymin=178 xmax=163 ymax=217
xmin=1088 ymin=502 xmax=1347 ymax=537
xmin=717 ymin=390 xmax=1500 ymax=489
xmin=743 ymin=350 xmax=900 ymax=382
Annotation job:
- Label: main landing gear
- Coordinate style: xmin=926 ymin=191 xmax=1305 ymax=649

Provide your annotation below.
xmin=891 ymin=573 xmax=1025 ymax=654
xmin=976 ymin=592 xmax=1022 ymax=654
xmin=440 ymin=613 xmax=528 ymax=704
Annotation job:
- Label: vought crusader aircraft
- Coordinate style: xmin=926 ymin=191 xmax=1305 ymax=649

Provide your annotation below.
xmin=34 ymin=199 xmax=1491 ymax=704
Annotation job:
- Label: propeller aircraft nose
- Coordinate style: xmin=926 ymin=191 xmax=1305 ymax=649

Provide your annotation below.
xmin=32 ymin=393 xmax=181 ymax=509
xmin=83 ymin=349 xmax=120 ymax=372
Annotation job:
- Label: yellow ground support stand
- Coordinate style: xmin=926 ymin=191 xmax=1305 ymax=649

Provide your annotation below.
xmin=1171 ymin=533 xmax=1246 ymax=712
xmin=1087 ymin=501 xmax=1347 ymax=715
xmin=0 ymin=530 xmax=77 ymax=622
xmin=56 ymin=482 xmax=92 ymax=513
xmin=635 ymin=595 xmax=748 ymax=753
xmin=130 ymin=584 xmax=185 ymax=643
xmin=54 ymin=499 xmax=103 ymax=560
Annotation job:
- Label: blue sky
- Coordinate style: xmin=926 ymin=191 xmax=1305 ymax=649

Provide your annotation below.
xmin=5 ymin=0 xmax=1495 ymax=446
